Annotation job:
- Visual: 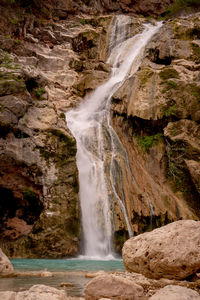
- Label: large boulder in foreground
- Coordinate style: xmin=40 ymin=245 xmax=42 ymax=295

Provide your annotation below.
xmin=122 ymin=220 xmax=200 ymax=280
xmin=149 ymin=285 xmax=200 ymax=300
xmin=0 ymin=285 xmax=68 ymax=300
xmin=0 ymin=248 xmax=14 ymax=277
xmin=84 ymin=274 xmax=144 ymax=300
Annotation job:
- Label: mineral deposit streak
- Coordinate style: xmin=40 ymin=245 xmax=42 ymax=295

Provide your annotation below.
xmin=66 ymin=16 xmax=162 ymax=258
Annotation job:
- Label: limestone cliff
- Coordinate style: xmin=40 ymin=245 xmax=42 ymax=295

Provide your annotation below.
xmin=0 ymin=2 xmax=111 ymax=257
xmin=111 ymin=13 xmax=200 ymax=249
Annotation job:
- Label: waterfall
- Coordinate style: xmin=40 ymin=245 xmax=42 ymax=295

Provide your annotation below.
xmin=66 ymin=16 xmax=162 ymax=258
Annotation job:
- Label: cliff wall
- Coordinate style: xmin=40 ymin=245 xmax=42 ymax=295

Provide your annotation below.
xmin=0 ymin=0 xmax=199 ymax=256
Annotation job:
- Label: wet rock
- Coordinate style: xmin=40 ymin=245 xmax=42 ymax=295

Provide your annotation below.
xmin=60 ymin=282 xmax=74 ymax=287
xmin=40 ymin=271 xmax=53 ymax=277
xmin=84 ymin=273 xmax=144 ymax=299
xmin=0 ymin=248 xmax=14 ymax=277
xmin=122 ymin=220 xmax=200 ymax=280
xmin=85 ymin=270 xmax=106 ymax=278
xmin=149 ymin=285 xmax=200 ymax=300
xmin=14 ymin=284 xmax=68 ymax=299
xmin=164 ymin=120 xmax=200 ymax=152
xmin=0 ymin=291 xmax=16 ymax=300
xmin=4 ymin=217 xmax=32 ymax=240
xmin=185 ymin=160 xmax=200 ymax=193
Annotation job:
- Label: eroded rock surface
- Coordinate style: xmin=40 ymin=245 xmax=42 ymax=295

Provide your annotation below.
xmin=149 ymin=285 xmax=200 ymax=300
xmin=122 ymin=220 xmax=200 ymax=280
xmin=0 ymin=3 xmax=112 ymax=257
xmin=0 ymin=285 xmax=68 ymax=300
xmin=0 ymin=248 xmax=14 ymax=277
xmin=111 ymin=13 xmax=200 ymax=248
xmin=84 ymin=273 xmax=145 ymax=300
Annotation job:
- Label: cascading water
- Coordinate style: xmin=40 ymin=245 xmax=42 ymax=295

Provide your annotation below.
xmin=66 ymin=16 xmax=162 ymax=258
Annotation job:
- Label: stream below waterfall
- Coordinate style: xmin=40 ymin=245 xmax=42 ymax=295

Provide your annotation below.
xmin=0 ymin=259 xmax=124 ymax=296
xmin=66 ymin=15 xmax=162 ymax=258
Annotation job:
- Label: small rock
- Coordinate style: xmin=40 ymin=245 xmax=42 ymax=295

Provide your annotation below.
xmin=84 ymin=273 xmax=144 ymax=299
xmin=0 ymin=291 xmax=16 ymax=300
xmin=85 ymin=270 xmax=106 ymax=278
xmin=40 ymin=271 xmax=53 ymax=277
xmin=0 ymin=248 xmax=14 ymax=277
xmin=149 ymin=285 xmax=200 ymax=300
xmin=16 ymin=284 xmax=68 ymax=299
xmin=60 ymin=282 xmax=74 ymax=287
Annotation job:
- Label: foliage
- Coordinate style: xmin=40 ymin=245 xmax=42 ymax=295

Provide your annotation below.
xmin=139 ymin=68 xmax=153 ymax=87
xmin=191 ymin=43 xmax=200 ymax=63
xmin=137 ymin=133 xmax=163 ymax=152
xmin=159 ymin=68 xmax=179 ymax=80
xmin=161 ymin=103 xmax=177 ymax=117
xmin=10 ymin=18 xmax=18 ymax=25
xmin=34 ymin=88 xmax=46 ymax=99
xmin=165 ymin=141 xmax=190 ymax=194
xmin=59 ymin=112 xmax=66 ymax=119
xmin=49 ymin=129 xmax=76 ymax=146
xmin=165 ymin=0 xmax=200 ymax=16
xmin=161 ymin=81 xmax=177 ymax=93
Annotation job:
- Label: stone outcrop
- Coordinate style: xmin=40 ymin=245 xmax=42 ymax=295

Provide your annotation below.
xmin=0 ymin=284 xmax=68 ymax=300
xmin=111 ymin=13 xmax=200 ymax=248
xmin=0 ymin=0 xmax=176 ymax=18
xmin=0 ymin=2 xmax=111 ymax=257
xmin=149 ymin=285 xmax=200 ymax=300
xmin=122 ymin=220 xmax=200 ymax=280
xmin=0 ymin=248 xmax=14 ymax=277
xmin=84 ymin=270 xmax=200 ymax=299
xmin=84 ymin=273 xmax=144 ymax=299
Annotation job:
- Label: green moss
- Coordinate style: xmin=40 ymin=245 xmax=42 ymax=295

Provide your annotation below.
xmin=34 ymin=88 xmax=46 ymax=100
xmin=191 ymin=43 xmax=200 ymax=63
xmin=161 ymin=81 xmax=178 ymax=93
xmin=139 ymin=68 xmax=153 ymax=87
xmin=48 ymin=129 xmax=76 ymax=146
xmin=137 ymin=133 xmax=163 ymax=152
xmin=165 ymin=0 xmax=200 ymax=17
xmin=10 ymin=18 xmax=18 ymax=25
xmin=159 ymin=68 xmax=179 ymax=80
xmin=161 ymin=103 xmax=177 ymax=117
xmin=59 ymin=112 xmax=66 ymax=119
xmin=189 ymin=84 xmax=200 ymax=102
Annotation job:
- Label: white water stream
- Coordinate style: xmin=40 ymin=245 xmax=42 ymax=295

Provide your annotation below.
xmin=66 ymin=16 xmax=162 ymax=258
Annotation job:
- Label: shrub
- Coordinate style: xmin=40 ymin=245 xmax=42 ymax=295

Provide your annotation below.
xmin=137 ymin=133 xmax=163 ymax=152
xmin=34 ymin=88 xmax=46 ymax=99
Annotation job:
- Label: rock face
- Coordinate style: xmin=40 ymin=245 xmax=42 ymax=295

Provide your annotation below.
xmin=1 ymin=0 xmax=176 ymax=18
xmin=149 ymin=285 xmax=200 ymax=300
xmin=84 ymin=274 xmax=144 ymax=300
xmin=0 ymin=285 xmax=68 ymax=300
xmin=111 ymin=13 xmax=200 ymax=248
xmin=0 ymin=2 xmax=111 ymax=257
xmin=0 ymin=0 xmax=200 ymax=258
xmin=122 ymin=220 xmax=200 ymax=280
xmin=0 ymin=248 xmax=14 ymax=277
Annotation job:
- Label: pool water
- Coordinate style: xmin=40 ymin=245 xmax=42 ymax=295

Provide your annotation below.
xmin=0 ymin=258 xmax=125 ymax=297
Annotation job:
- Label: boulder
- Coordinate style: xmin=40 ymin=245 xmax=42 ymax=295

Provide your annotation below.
xmin=149 ymin=285 xmax=200 ymax=300
xmin=84 ymin=273 xmax=144 ymax=300
xmin=16 ymin=284 xmax=68 ymax=300
xmin=0 ymin=248 xmax=14 ymax=277
xmin=0 ymin=291 xmax=16 ymax=300
xmin=122 ymin=220 xmax=200 ymax=280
